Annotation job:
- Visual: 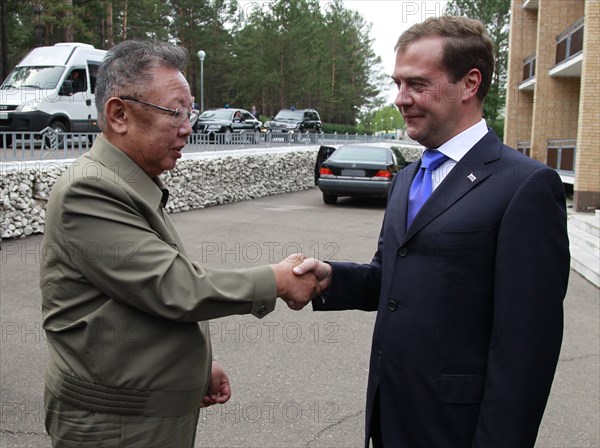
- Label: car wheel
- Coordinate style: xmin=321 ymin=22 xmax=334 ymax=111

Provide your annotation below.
xmin=322 ymin=193 xmax=337 ymax=205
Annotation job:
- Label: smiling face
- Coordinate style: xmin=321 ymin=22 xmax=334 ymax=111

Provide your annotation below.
xmin=393 ymin=36 xmax=479 ymax=149
xmin=119 ymin=65 xmax=193 ymax=178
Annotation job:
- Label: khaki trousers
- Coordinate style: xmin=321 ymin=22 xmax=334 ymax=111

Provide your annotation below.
xmin=44 ymin=387 xmax=200 ymax=448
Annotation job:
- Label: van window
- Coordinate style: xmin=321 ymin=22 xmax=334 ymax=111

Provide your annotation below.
xmin=66 ymin=69 xmax=87 ymax=94
xmin=1 ymin=66 xmax=65 ymax=90
xmin=88 ymin=62 xmax=100 ymax=94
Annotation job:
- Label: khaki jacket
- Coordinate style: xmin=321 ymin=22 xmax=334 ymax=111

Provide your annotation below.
xmin=40 ymin=135 xmax=276 ymax=417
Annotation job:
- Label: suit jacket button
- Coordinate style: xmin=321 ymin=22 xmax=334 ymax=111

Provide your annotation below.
xmin=398 ymin=247 xmax=408 ymax=257
xmin=258 ymin=305 xmax=268 ymax=315
xmin=387 ymin=300 xmax=398 ymax=311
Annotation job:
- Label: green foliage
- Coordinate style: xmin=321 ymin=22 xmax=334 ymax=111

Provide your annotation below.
xmin=444 ymin=0 xmax=510 ymax=125
xmin=487 ymin=116 xmax=504 ymax=141
xmin=357 ymin=105 xmax=404 ymax=134
xmin=222 ymin=0 xmax=383 ymax=124
xmin=321 ymin=122 xmax=359 ymax=135
xmin=0 ymin=0 xmax=383 ymax=125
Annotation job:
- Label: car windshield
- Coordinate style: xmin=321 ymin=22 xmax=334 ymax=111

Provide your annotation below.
xmin=330 ymin=146 xmax=389 ymax=163
xmin=1 ymin=66 xmax=65 ymax=90
xmin=275 ymin=110 xmax=303 ymax=120
xmin=199 ymin=109 xmax=233 ymax=120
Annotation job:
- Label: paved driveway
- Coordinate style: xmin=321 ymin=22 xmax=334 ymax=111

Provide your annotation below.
xmin=1 ymin=188 xmax=598 ymax=447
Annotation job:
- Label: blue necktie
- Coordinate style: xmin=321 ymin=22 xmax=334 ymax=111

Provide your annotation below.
xmin=406 ymin=149 xmax=449 ymax=228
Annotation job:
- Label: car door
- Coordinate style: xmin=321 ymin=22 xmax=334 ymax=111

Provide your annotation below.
xmin=57 ymin=68 xmax=91 ymax=132
xmin=242 ymin=111 xmax=257 ymax=131
xmin=305 ymin=111 xmax=319 ymax=131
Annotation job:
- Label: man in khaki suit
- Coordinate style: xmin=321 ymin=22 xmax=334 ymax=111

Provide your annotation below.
xmin=40 ymin=40 xmax=318 ymax=447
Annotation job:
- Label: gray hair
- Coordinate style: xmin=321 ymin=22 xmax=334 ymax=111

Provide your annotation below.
xmin=95 ymin=40 xmax=189 ymax=129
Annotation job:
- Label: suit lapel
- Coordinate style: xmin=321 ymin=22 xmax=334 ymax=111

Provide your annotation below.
xmin=385 ymin=162 xmax=418 ymax=249
xmin=402 ymin=130 xmax=503 ymax=242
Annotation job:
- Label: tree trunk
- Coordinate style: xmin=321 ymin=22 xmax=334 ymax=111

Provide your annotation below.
xmin=121 ymin=0 xmax=128 ymax=41
xmin=279 ymin=43 xmax=285 ymax=108
xmin=34 ymin=1 xmax=44 ymax=47
xmin=106 ymin=1 xmax=113 ymax=48
xmin=1 ymin=0 xmax=7 ymax=79
xmin=64 ymin=0 xmax=73 ymax=42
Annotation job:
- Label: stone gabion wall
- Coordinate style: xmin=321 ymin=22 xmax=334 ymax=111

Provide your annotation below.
xmin=163 ymin=150 xmax=316 ymax=212
xmin=1 ymin=165 xmax=61 ymax=239
xmin=1 ymin=149 xmax=318 ymax=240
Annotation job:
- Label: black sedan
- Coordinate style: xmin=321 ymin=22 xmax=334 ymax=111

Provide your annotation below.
xmin=194 ymin=108 xmax=262 ymax=142
xmin=316 ymin=144 xmax=407 ymax=204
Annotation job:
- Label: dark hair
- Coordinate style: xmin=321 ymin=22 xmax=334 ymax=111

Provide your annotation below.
xmin=95 ymin=40 xmax=189 ymax=128
xmin=395 ymin=15 xmax=494 ymax=101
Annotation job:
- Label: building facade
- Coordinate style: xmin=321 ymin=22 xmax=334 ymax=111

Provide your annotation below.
xmin=504 ymin=0 xmax=599 ymax=212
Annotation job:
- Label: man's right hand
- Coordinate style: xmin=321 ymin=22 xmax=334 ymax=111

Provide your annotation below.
xmin=292 ymin=257 xmax=332 ymax=292
xmin=270 ymin=254 xmax=321 ymax=310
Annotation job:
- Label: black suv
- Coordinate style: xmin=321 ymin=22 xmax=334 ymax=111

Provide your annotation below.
xmin=194 ymin=108 xmax=262 ymax=142
xmin=263 ymin=109 xmax=322 ymax=134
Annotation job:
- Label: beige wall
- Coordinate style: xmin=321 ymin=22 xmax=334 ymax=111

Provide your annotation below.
xmin=574 ymin=0 xmax=600 ymax=211
xmin=505 ymin=0 xmax=598 ymax=211
xmin=504 ymin=2 xmax=537 ymax=148
xmin=530 ymin=0 xmax=583 ymax=162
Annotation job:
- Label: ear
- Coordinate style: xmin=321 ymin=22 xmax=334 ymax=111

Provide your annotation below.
xmin=461 ymin=68 xmax=482 ymax=102
xmin=105 ymin=97 xmax=129 ymax=134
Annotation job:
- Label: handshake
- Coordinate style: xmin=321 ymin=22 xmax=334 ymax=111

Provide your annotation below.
xmin=270 ymin=254 xmax=332 ymax=310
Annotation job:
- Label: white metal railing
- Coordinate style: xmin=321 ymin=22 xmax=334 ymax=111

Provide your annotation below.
xmin=1 ymin=130 xmax=418 ymax=162
xmin=555 ymin=17 xmax=584 ymax=65
xmin=1 ymin=129 xmax=97 ymax=162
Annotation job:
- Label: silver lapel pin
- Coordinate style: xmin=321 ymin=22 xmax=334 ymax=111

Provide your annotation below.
xmin=467 ymin=173 xmax=477 ymax=182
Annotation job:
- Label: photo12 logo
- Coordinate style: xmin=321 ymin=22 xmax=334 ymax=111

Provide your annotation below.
xmin=208 ymin=320 xmax=340 ymax=344
xmin=199 ymin=400 xmax=340 ymax=425
xmin=200 ymin=240 xmax=339 ymax=264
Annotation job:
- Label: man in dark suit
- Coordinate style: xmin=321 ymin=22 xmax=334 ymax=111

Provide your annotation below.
xmin=291 ymin=15 xmax=570 ymax=448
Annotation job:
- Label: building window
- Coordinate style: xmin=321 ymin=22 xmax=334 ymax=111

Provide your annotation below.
xmin=555 ymin=18 xmax=584 ymax=65
xmin=517 ymin=141 xmax=531 ymax=157
xmin=547 ymin=139 xmax=576 ymax=173
xmin=522 ymin=54 xmax=536 ymax=81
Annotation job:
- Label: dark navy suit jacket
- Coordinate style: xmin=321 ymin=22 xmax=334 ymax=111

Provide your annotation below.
xmin=313 ymin=130 xmax=570 ymax=447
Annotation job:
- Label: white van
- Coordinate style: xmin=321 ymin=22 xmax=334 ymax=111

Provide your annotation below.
xmin=0 ymin=43 xmax=107 ymax=136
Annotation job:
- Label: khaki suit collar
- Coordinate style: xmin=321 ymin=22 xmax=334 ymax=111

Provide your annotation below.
xmin=89 ymin=134 xmax=168 ymax=209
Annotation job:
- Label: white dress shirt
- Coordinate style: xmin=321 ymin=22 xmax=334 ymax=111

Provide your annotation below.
xmin=428 ymin=118 xmax=489 ymax=191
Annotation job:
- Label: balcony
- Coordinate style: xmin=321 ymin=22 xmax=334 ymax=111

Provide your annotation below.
xmin=522 ymin=0 xmax=538 ymax=11
xmin=519 ymin=53 xmax=536 ymax=91
xmin=550 ymin=18 xmax=584 ymax=78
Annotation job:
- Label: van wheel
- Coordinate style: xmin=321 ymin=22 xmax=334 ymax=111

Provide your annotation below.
xmin=322 ymin=193 xmax=337 ymax=204
xmin=44 ymin=121 xmax=67 ymax=148
xmin=50 ymin=121 xmax=67 ymax=134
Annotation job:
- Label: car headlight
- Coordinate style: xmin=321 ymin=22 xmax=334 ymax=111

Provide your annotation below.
xmin=16 ymin=98 xmax=42 ymax=112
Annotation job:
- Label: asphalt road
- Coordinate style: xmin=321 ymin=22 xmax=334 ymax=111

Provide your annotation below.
xmin=1 ymin=188 xmax=598 ymax=448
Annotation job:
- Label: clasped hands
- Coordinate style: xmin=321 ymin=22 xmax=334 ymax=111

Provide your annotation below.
xmin=270 ymin=253 xmax=332 ymax=310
